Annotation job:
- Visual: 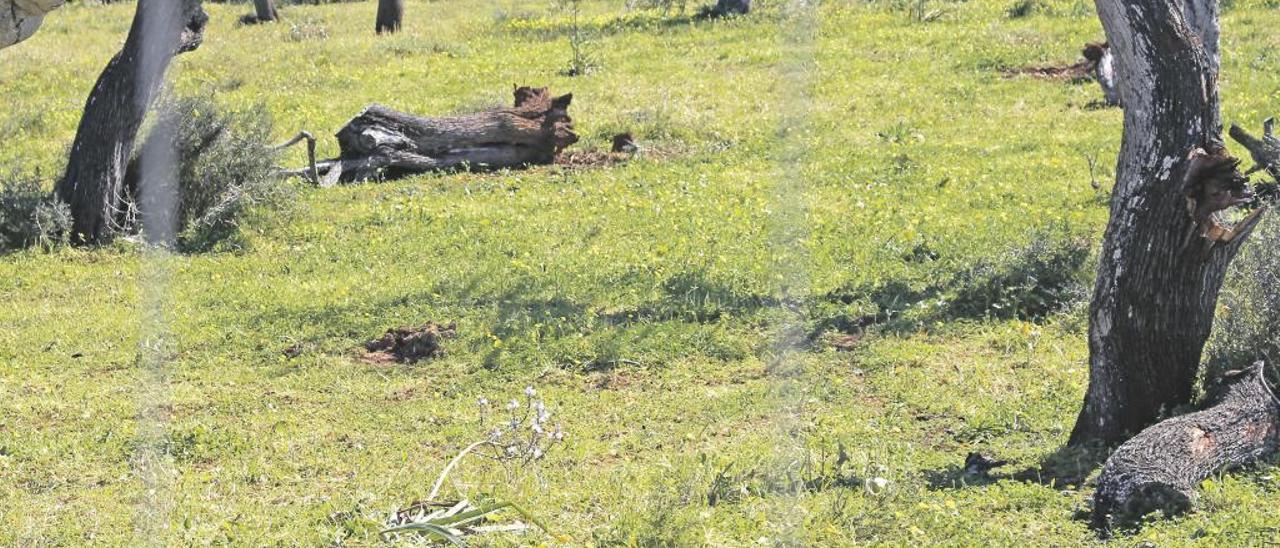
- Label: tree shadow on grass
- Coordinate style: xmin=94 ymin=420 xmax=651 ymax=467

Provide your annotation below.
xmin=924 ymin=443 xmax=1108 ymax=491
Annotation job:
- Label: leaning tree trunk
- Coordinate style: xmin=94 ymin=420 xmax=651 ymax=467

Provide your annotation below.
xmin=1068 ymin=0 xmax=1244 ymax=445
xmin=1092 ymin=362 xmax=1280 ymax=527
xmin=253 ymin=0 xmax=278 ymax=23
xmin=375 ymin=0 xmax=402 ymax=34
xmin=54 ymin=0 xmax=207 ymax=244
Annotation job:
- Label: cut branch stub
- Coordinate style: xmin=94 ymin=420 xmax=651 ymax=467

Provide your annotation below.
xmin=1091 ymin=361 xmax=1280 ymax=530
xmin=1229 ymin=119 xmax=1280 ymax=179
xmin=321 ymin=86 xmax=577 ymax=182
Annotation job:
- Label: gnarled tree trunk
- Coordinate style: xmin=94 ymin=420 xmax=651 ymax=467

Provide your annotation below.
xmin=55 ymin=0 xmax=207 ymax=243
xmin=1069 ymin=0 xmax=1239 ymax=446
xmin=375 ymin=0 xmax=402 ymax=34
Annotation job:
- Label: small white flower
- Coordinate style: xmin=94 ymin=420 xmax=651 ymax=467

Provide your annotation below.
xmin=524 ymin=386 xmax=536 ymax=397
xmin=532 ymin=422 xmax=544 ymax=434
xmin=506 ymin=399 xmax=519 ymax=411
xmin=489 ymin=428 xmax=503 ymax=440
xmin=506 ymin=445 xmax=518 ymax=456
xmin=477 ymin=397 xmax=489 ymax=407
xmin=532 ymin=447 xmax=544 ymax=459
xmin=508 ymin=419 xmax=519 ymax=430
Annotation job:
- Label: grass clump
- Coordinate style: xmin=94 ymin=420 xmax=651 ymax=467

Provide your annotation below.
xmin=946 ymin=226 xmax=1092 ymax=321
xmin=127 ymin=93 xmax=288 ymax=252
xmin=1207 ymin=214 xmax=1280 ymax=379
xmin=0 ymin=171 xmax=71 ymax=252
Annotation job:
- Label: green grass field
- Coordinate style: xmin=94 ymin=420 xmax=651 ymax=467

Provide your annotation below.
xmin=6 ymin=0 xmax=1280 ymax=544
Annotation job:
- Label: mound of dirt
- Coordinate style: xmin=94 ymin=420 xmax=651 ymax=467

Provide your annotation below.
xmin=362 ymin=322 xmax=457 ymax=364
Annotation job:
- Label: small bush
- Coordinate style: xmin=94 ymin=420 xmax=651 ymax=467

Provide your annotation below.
xmin=0 ymin=171 xmax=71 ymax=252
xmin=946 ymin=227 xmax=1092 ymax=321
xmin=1006 ymin=0 xmax=1043 ymax=18
xmin=1206 ymin=215 xmax=1280 ymax=379
xmin=127 ymin=93 xmax=287 ymax=252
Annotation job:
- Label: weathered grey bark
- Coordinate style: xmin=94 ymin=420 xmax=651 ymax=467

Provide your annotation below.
xmin=54 ymin=0 xmax=207 ymax=243
xmin=0 ymin=0 xmax=64 ymax=49
xmin=253 ymin=0 xmax=278 ymax=23
xmin=1068 ymin=0 xmax=1246 ymax=445
xmin=375 ymin=0 xmax=402 ymax=34
xmin=308 ymin=86 xmax=577 ymax=183
xmin=1092 ymin=362 xmax=1280 ymax=528
xmin=1180 ymin=0 xmax=1220 ymax=76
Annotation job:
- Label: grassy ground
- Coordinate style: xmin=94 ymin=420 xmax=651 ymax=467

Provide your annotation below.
xmin=5 ymin=0 xmax=1280 ymax=545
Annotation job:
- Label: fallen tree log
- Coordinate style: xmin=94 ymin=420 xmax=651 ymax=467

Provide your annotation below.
xmin=304 ymin=86 xmax=577 ymax=184
xmin=1091 ymin=361 xmax=1280 ymax=530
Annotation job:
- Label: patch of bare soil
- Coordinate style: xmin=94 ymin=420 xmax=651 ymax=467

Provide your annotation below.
xmin=361 ymin=322 xmax=457 ymax=364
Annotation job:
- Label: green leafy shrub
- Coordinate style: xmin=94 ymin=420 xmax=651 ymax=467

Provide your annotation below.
xmin=1206 ymin=215 xmax=1280 ymax=379
xmin=0 ymin=171 xmax=71 ymax=252
xmin=127 ymin=93 xmax=288 ymax=252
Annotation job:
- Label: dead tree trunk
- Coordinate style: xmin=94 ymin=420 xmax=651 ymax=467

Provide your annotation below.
xmin=54 ymin=0 xmax=207 ymax=244
xmin=705 ymin=0 xmax=750 ymax=17
xmin=1068 ymin=0 xmax=1244 ymax=446
xmin=306 ymin=86 xmax=577 ymax=184
xmin=253 ymin=0 xmax=278 ymax=23
xmin=1092 ymin=362 xmax=1280 ymax=527
xmin=375 ymin=0 xmax=402 ymax=34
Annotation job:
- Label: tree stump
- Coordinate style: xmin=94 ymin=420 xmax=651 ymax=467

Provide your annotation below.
xmin=307 ymin=86 xmax=577 ymax=184
xmin=1092 ymin=362 xmax=1280 ymax=529
xmin=375 ymin=0 xmax=402 ymax=34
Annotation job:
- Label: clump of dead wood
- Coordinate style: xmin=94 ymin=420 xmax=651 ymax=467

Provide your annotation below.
xmin=286 ymin=86 xmax=579 ymax=185
xmin=1001 ymin=42 xmax=1119 ymax=106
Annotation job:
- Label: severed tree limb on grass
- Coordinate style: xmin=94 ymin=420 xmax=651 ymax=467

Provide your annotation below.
xmin=1091 ymin=361 xmax=1280 ymax=531
xmin=289 ymin=86 xmax=578 ymax=184
xmin=272 ymin=131 xmax=319 ymax=185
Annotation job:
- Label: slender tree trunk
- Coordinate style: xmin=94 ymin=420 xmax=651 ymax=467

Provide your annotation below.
xmin=375 ymin=0 xmax=402 ymax=34
xmin=1068 ymin=0 xmax=1246 ymax=445
xmin=55 ymin=0 xmax=207 ymax=244
xmin=253 ymin=0 xmax=278 ymax=23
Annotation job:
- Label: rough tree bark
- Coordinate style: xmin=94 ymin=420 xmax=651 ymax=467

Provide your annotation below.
xmin=1180 ymin=0 xmax=1220 ymax=76
xmin=303 ymin=86 xmax=577 ymax=184
xmin=1092 ymin=362 xmax=1280 ymax=528
xmin=706 ymin=0 xmax=750 ymax=17
xmin=253 ymin=0 xmax=278 ymax=23
xmin=0 ymin=0 xmax=65 ymax=49
xmin=1069 ymin=0 xmax=1239 ymax=446
xmin=375 ymin=0 xmax=402 ymax=34
xmin=54 ymin=0 xmax=207 ymax=243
